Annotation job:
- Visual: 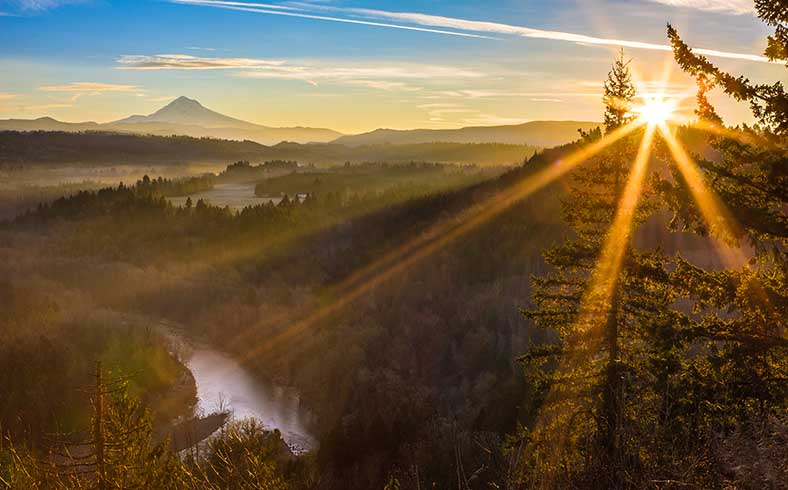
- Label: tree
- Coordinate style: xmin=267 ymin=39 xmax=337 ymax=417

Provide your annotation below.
xmin=603 ymin=49 xmax=637 ymax=133
xmin=520 ymin=53 xmax=680 ymax=488
xmin=667 ymin=2 xmax=787 ymax=135
xmin=660 ymin=0 xmax=788 ymax=474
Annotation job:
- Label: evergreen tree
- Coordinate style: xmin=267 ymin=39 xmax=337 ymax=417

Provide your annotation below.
xmin=654 ymin=6 xmax=788 ymax=485
xmin=603 ymin=49 xmax=637 ymax=133
xmin=667 ymin=1 xmax=787 ymax=134
xmin=520 ymin=53 xmax=681 ymax=488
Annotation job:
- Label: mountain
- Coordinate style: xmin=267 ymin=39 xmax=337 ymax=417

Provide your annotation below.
xmin=112 ymin=96 xmax=259 ymax=128
xmin=0 ymin=97 xmax=343 ymax=145
xmin=332 ymin=121 xmax=601 ymax=148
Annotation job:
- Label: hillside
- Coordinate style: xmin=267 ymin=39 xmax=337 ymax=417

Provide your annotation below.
xmin=332 ymin=120 xmax=601 ymax=147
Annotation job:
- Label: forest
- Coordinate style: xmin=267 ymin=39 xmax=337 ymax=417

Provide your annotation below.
xmin=1 ymin=4 xmax=787 ymax=490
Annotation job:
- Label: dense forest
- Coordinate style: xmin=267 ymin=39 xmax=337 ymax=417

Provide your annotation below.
xmin=1 ymin=3 xmax=787 ymax=490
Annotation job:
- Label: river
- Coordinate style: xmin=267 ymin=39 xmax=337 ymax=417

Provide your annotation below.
xmin=164 ymin=327 xmax=317 ymax=454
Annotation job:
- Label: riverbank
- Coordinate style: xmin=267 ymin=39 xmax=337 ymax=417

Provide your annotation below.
xmin=158 ymin=321 xmax=318 ymax=455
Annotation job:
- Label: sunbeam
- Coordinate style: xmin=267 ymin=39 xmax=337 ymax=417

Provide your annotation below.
xmin=232 ymin=122 xmax=645 ymax=364
xmin=523 ymin=124 xmax=657 ymax=485
xmin=578 ymin=124 xmax=656 ymax=329
xmin=657 ymin=123 xmax=748 ymax=267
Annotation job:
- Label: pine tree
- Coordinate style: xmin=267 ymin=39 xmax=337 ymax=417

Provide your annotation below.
xmin=667 ymin=1 xmax=787 ymax=135
xmin=648 ymin=4 xmax=788 ymax=485
xmin=520 ymin=53 xmax=681 ymax=488
xmin=603 ymin=49 xmax=637 ymax=133
xmin=666 ymin=0 xmax=788 ymax=382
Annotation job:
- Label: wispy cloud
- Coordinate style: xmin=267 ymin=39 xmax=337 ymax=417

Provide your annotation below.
xmin=117 ymin=54 xmax=285 ymax=70
xmin=644 ymin=0 xmax=755 ymax=14
xmin=460 ymin=114 xmax=531 ymax=126
xmin=3 ymin=0 xmax=89 ymax=12
xmin=0 ymin=92 xmax=18 ymax=100
xmin=117 ymin=55 xmax=482 ymax=91
xmin=147 ymin=95 xmax=177 ymax=103
xmin=0 ymin=102 xmax=74 ymax=113
xmin=168 ymin=0 xmax=771 ymax=64
xmin=39 ymin=82 xmax=140 ymax=92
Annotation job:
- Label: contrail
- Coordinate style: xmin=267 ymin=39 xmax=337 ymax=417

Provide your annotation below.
xmin=169 ymin=0 xmax=499 ymax=40
xmin=171 ymin=0 xmax=772 ymax=64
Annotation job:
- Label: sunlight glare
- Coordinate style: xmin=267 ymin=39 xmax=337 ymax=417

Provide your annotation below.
xmin=635 ymin=97 xmax=677 ymax=126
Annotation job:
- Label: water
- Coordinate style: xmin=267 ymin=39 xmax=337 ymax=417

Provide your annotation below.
xmin=165 ymin=327 xmax=317 ymax=454
xmin=168 ymin=183 xmax=283 ymax=211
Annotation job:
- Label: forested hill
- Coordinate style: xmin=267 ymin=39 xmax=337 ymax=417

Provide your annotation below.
xmin=333 ymin=120 xmax=601 ymax=147
xmin=0 ymin=131 xmax=537 ymax=167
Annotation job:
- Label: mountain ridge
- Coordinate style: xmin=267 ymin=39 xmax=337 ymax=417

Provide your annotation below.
xmin=0 ymin=97 xmax=600 ymax=148
xmin=332 ymin=120 xmax=601 ymax=148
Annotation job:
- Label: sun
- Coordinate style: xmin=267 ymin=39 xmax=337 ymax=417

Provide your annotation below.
xmin=635 ymin=97 xmax=678 ymax=126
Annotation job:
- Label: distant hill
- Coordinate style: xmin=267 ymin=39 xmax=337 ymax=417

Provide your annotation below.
xmin=332 ymin=121 xmax=601 ymax=148
xmin=0 ymin=97 xmax=343 ymax=145
xmin=0 ymin=117 xmax=101 ymax=132
xmin=0 ymin=131 xmax=537 ymax=167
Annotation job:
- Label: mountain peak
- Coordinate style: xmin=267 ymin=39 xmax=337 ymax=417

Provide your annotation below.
xmin=154 ymin=96 xmax=207 ymax=117
xmin=163 ymin=96 xmax=203 ymax=110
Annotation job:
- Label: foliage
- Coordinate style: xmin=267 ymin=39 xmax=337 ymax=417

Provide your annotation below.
xmin=0 ymin=382 xmax=296 ymax=490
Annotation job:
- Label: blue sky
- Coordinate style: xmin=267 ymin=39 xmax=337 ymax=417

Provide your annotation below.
xmin=0 ymin=0 xmax=783 ymax=133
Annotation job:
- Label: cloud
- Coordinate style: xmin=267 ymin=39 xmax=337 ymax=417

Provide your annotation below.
xmin=0 ymin=92 xmax=18 ymax=100
xmin=147 ymin=95 xmax=178 ymax=103
xmin=0 ymin=102 xmax=74 ymax=113
xmin=2 ymin=0 xmax=89 ymax=12
xmin=531 ymin=98 xmax=564 ymax=103
xmin=117 ymin=54 xmax=285 ymax=69
xmin=460 ymin=114 xmax=531 ymax=126
xmin=344 ymin=80 xmax=422 ymax=91
xmin=39 ymin=82 xmax=140 ymax=92
xmin=168 ymin=0 xmax=771 ymax=64
xmin=117 ymin=55 xmax=482 ymax=91
xmin=237 ymin=62 xmax=483 ymax=90
xmin=644 ymin=0 xmax=755 ymax=14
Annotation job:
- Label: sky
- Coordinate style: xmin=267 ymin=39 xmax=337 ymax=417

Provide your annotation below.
xmin=0 ymin=0 xmax=784 ymax=134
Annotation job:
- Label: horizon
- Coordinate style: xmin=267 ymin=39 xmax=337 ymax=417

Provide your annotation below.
xmin=0 ymin=0 xmax=783 ymax=133
xmin=7 ymin=94 xmax=607 ymax=134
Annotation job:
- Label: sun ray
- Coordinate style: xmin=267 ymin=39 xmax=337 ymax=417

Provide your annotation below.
xmin=524 ymin=124 xmax=657 ymax=483
xmin=657 ymin=123 xmax=748 ymax=267
xmin=689 ymin=117 xmax=764 ymax=147
xmin=233 ymin=121 xmax=646 ymax=363
xmin=578 ymin=124 xmax=656 ymax=328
